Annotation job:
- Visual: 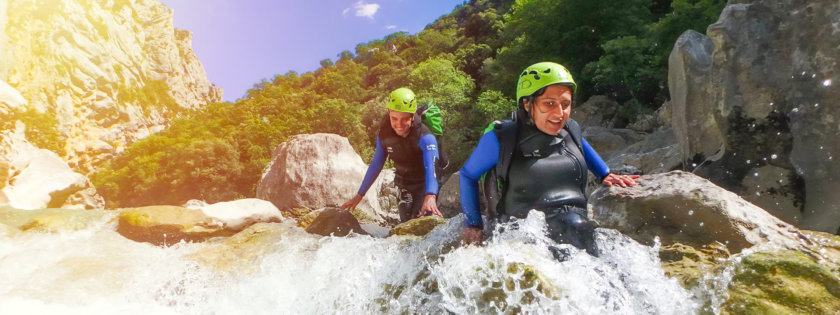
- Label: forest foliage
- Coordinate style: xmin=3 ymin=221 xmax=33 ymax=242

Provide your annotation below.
xmin=1 ymin=106 xmax=66 ymax=156
xmin=91 ymin=0 xmax=726 ymax=207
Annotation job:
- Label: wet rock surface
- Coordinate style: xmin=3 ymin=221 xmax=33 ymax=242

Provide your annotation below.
xmin=590 ymin=171 xmax=804 ymax=252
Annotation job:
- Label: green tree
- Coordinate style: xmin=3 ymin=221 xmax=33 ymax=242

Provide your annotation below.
xmin=584 ymin=0 xmax=727 ymax=121
xmin=475 ymin=89 xmax=516 ymax=124
xmin=484 ymin=0 xmax=654 ymax=99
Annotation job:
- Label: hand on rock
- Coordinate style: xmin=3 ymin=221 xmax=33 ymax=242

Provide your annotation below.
xmin=340 ymin=194 xmax=363 ymax=211
xmin=602 ymin=173 xmax=640 ymax=188
xmin=417 ymin=194 xmax=442 ymax=218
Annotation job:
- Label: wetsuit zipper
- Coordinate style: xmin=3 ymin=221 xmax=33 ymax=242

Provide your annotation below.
xmin=560 ymin=140 xmax=585 ymax=181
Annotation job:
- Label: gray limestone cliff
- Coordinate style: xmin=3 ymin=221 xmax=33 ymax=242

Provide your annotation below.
xmin=1 ymin=0 xmax=221 ymax=172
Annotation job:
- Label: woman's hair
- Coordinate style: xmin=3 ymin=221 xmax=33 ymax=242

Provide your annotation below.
xmin=520 ymin=86 xmax=548 ymax=113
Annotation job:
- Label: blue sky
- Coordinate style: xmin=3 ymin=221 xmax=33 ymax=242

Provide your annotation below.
xmin=160 ymin=0 xmax=465 ymax=102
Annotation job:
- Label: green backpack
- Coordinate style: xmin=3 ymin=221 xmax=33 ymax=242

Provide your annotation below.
xmin=417 ymin=101 xmax=449 ymax=171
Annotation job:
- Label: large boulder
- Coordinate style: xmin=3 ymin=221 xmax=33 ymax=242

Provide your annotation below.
xmin=189 ymin=198 xmax=283 ymax=230
xmin=571 ymin=95 xmax=620 ymax=128
xmin=668 ymin=30 xmax=719 ymax=164
xmin=605 ymin=128 xmax=682 ymax=175
xmin=668 ymin=0 xmax=840 ymax=232
xmin=0 ymin=128 xmax=104 ymax=210
xmin=590 ymin=171 xmax=805 ymax=252
xmin=256 ymin=133 xmax=396 ymax=224
xmin=581 ymin=127 xmax=646 ymax=162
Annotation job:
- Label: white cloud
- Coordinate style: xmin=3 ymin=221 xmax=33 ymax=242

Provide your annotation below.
xmin=342 ymin=8 xmax=350 ymax=17
xmin=354 ymin=1 xmax=379 ymax=19
xmin=385 ymin=25 xmax=396 ymax=30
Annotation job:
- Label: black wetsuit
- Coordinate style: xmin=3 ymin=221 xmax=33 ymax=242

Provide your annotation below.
xmin=356 ymin=114 xmax=441 ymax=222
xmin=460 ymin=115 xmax=609 ymax=256
xmin=503 ymin=121 xmax=597 ymax=255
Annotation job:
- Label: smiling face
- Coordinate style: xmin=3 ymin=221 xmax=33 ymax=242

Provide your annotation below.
xmin=522 ymin=84 xmax=573 ymax=136
xmin=388 ymin=110 xmax=414 ymax=137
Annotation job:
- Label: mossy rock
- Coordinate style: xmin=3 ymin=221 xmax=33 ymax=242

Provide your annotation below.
xmin=0 ymin=207 xmax=112 ymax=233
xmin=722 ymin=250 xmax=840 ymax=314
xmin=659 ymin=242 xmax=730 ymax=289
xmin=295 ymin=208 xmax=321 ymax=229
xmin=388 ymin=215 xmax=446 ymax=237
xmin=117 ymin=205 xmax=232 ymax=246
xmin=189 ymin=222 xmax=285 ymax=274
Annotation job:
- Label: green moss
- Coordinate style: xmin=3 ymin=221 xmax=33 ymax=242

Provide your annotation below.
xmin=349 ymin=208 xmax=374 ymax=223
xmin=285 ymin=207 xmax=311 ymax=220
xmin=660 ymin=242 xmax=730 ymax=289
xmin=723 ymin=250 xmax=840 ymax=314
xmin=388 ymin=215 xmax=445 ymax=236
xmin=292 ymin=208 xmax=318 ymax=229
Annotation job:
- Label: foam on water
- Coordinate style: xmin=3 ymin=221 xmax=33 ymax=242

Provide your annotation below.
xmin=1 ymin=211 xmax=709 ymax=314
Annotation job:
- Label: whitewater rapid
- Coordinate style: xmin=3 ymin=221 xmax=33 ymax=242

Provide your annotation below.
xmin=1 ymin=210 xmax=705 ymax=314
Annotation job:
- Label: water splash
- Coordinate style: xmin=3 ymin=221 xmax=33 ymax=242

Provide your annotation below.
xmin=1 ymin=212 xmax=700 ymax=314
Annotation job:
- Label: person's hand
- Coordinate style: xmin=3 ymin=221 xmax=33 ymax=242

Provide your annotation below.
xmin=460 ymin=227 xmax=484 ymax=245
xmin=417 ymin=194 xmax=443 ymax=218
xmin=602 ymin=173 xmax=640 ymax=188
xmin=340 ymin=194 xmax=364 ymax=210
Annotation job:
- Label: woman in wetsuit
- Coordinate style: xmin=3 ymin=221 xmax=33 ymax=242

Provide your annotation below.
xmin=341 ymin=88 xmax=443 ymax=222
xmin=458 ymin=62 xmax=638 ymax=255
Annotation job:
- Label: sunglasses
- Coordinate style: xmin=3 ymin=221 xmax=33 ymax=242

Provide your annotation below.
xmin=533 ymin=98 xmax=572 ymax=113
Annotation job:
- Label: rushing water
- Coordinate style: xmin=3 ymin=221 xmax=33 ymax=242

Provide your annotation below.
xmin=1 ymin=210 xmax=707 ymax=314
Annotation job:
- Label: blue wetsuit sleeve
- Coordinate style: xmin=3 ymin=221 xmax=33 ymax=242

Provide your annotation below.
xmin=417 ymin=134 xmax=440 ymax=195
xmin=581 ymin=137 xmax=610 ymax=181
xmin=358 ymin=137 xmax=387 ymax=196
xmin=459 ymin=131 xmax=500 ymax=229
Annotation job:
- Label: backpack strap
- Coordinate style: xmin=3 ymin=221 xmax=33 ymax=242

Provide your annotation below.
xmin=563 ymin=118 xmax=584 ymax=154
xmin=562 ymin=118 xmax=589 ymax=192
xmin=493 ymin=120 xmax=518 ymax=192
xmin=416 ymin=103 xmax=429 ymax=116
xmin=480 ymin=118 xmax=518 ymax=217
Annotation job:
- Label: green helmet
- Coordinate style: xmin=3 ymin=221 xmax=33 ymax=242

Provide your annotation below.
xmin=515 ymin=62 xmax=577 ymax=102
xmin=387 ymin=88 xmax=417 ymax=113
